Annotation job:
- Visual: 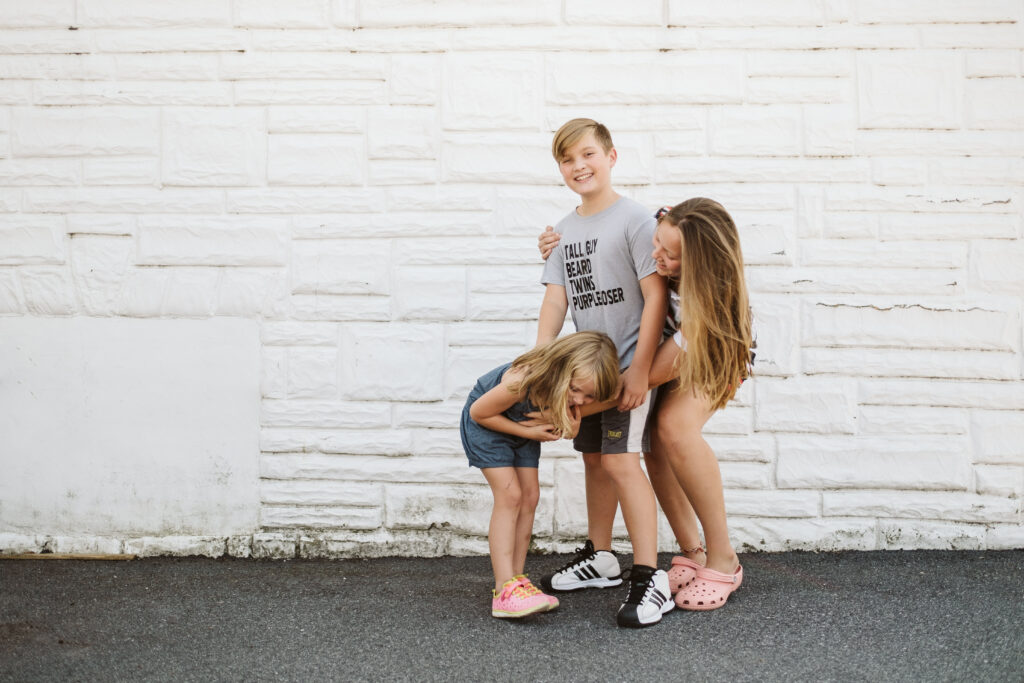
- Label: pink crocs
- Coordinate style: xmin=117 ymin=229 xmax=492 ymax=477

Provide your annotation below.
xmin=674 ymin=564 xmax=743 ymax=611
xmin=667 ymin=555 xmax=703 ymax=595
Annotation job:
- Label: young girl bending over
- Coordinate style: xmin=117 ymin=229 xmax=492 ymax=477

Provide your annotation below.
xmin=460 ymin=331 xmax=620 ymax=619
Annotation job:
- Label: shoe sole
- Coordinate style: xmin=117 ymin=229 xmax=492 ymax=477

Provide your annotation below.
xmin=616 ymin=601 xmax=674 ymax=628
xmin=492 ymin=603 xmax=550 ymax=619
xmin=543 ymin=576 xmax=623 ymax=593
xmin=675 ymin=596 xmax=731 ymax=611
xmin=675 ymin=590 xmax=738 ymax=611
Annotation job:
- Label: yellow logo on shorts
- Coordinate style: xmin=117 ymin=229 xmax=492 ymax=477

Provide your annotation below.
xmin=607 ymin=430 xmax=622 ymax=438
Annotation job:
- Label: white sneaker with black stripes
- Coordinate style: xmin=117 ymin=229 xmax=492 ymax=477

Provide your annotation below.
xmin=540 ymin=540 xmax=623 ymax=592
xmin=616 ymin=565 xmax=673 ymax=628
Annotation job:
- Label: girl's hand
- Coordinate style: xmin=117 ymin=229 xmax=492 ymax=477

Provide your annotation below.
xmin=520 ymin=411 xmax=547 ymax=427
xmin=524 ymin=422 xmax=560 ymax=442
xmin=564 ymin=404 xmax=582 ymax=439
xmin=618 ymin=365 xmax=648 ymax=411
xmin=538 ymin=226 xmax=560 ymax=260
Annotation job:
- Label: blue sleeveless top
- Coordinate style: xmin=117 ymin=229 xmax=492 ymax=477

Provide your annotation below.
xmin=465 ymin=363 xmax=538 ymax=424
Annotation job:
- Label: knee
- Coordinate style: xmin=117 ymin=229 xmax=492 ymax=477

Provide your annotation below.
xmin=600 ymin=452 xmax=641 ymax=480
xmin=655 ymin=419 xmax=679 ymax=445
xmin=519 ymin=485 xmax=540 ymax=511
xmin=493 ymin=484 xmax=523 ymax=511
xmin=657 ymin=422 xmax=701 ymax=454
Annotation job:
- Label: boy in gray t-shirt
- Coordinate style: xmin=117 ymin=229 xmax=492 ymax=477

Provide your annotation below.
xmin=541 ymin=197 xmax=658 ymax=371
xmin=535 ymin=118 xmax=671 ymax=628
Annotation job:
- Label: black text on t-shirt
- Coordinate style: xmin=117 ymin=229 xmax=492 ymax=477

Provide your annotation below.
xmin=563 ymin=239 xmax=625 ymax=311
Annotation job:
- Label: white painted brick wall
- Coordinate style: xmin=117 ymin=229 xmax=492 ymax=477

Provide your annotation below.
xmin=1 ymin=2 xmax=1021 ymax=558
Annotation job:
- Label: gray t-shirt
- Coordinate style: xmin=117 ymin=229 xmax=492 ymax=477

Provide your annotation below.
xmin=541 ymin=197 xmax=658 ymax=369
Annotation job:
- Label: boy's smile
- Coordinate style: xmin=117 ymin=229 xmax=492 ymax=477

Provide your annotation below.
xmin=557 ymin=132 xmax=617 ymax=201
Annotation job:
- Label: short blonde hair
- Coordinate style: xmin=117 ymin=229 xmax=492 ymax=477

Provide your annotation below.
xmin=552 ymin=118 xmax=614 ymax=160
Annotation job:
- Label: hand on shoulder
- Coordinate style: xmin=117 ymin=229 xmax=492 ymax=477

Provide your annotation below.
xmin=538 ymin=226 xmax=560 ymax=261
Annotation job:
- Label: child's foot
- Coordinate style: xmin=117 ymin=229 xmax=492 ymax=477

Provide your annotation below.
xmin=540 ymin=539 xmax=622 ymax=592
xmin=616 ymin=565 xmax=673 ymax=628
xmin=491 ymin=577 xmax=551 ymax=619
xmin=514 ymin=574 xmax=559 ymax=611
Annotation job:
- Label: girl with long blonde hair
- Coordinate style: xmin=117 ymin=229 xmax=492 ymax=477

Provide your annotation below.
xmin=460 ymin=331 xmax=620 ymax=618
xmin=646 ymin=197 xmax=753 ymax=610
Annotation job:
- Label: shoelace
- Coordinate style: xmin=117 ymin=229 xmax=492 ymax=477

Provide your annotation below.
xmin=512 ymin=584 xmax=533 ymax=600
xmin=500 ymin=581 xmax=533 ymax=601
xmin=517 ymin=578 xmax=546 ymax=597
xmin=553 ymin=541 xmax=597 ymax=573
xmin=620 ymin=568 xmax=656 ymax=606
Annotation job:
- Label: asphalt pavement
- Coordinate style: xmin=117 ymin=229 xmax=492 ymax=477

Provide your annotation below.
xmin=1 ymin=549 xmax=1022 ymax=682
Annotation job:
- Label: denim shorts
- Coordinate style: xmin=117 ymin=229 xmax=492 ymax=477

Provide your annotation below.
xmin=460 ymin=401 xmax=541 ymax=469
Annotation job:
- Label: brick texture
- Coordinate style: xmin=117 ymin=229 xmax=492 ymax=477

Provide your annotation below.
xmin=1 ymin=3 xmax=1021 ymax=556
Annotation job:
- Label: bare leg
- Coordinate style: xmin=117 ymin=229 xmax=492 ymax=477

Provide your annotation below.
xmin=644 ymin=441 xmax=703 ymax=560
xmin=511 ymin=467 xmax=540 ymax=575
xmin=482 ymin=467 xmax=523 ymax=591
xmin=582 ymin=451 xmax=618 ymax=550
xmin=656 ymin=388 xmax=739 ymax=575
xmin=601 ymin=452 xmax=658 ymax=568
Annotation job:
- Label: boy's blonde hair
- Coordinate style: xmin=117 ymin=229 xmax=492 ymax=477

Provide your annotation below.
xmin=659 ymin=198 xmax=754 ymax=411
xmin=508 ymin=331 xmax=619 ymax=436
xmin=551 ymin=118 xmax=614 ymax=161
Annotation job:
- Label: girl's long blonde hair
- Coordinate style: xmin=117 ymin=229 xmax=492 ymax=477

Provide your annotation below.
xmin=508 ymin=331 xmax=619 ymax=436
xmin=661 ymin=198 xmax=754 ymax=411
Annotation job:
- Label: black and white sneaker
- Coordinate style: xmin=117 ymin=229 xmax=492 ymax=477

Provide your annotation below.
xmin=540 ymin=539 xmax=623 ymax=592
xmin=616 ymin=565 xmax=673 ymax=628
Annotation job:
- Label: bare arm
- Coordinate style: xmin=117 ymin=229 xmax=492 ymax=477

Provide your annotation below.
xmin=525 ymin=336 xmax=681 ymax=423
xmin=647 ymin=335 xmax=681 ymax=389
xmin=469 ymin=368 xmax=560 ymax=442
xmin=617 ymin=272 xmax=668 ymax=411
xmin=578 ymin=336 xmax=680 ymax=417
xmin=536 ymin=283 xmax=568 ymax=346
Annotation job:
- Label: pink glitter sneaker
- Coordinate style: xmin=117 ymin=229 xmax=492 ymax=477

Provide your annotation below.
xmin=492 ymin=577 xmax=552 ymax=618
xmin=514 ymin=574 xmax=559 ymax=611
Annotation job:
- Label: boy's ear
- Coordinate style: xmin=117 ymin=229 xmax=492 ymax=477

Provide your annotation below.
xmin=608 ymin=147 xmax=617 ymax=168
